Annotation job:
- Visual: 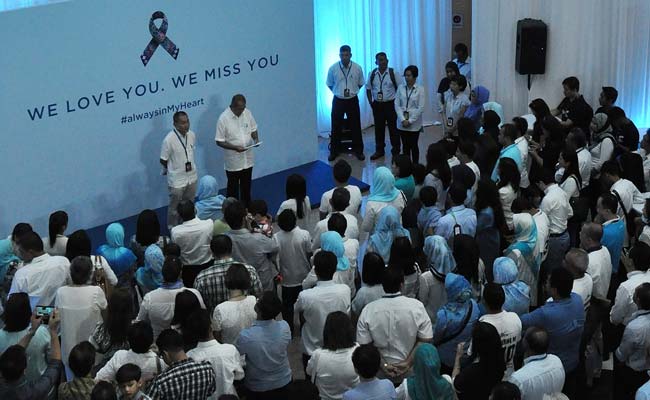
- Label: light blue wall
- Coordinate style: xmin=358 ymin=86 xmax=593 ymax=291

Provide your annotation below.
xmin=0 ymin=0 xmax=317 ymax=236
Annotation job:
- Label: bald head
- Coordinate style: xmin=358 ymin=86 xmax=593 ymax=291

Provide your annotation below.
xmin=564 ymin=248 xmax=589 ymax=277
xmin=580 ymin=222 xmax=603 ymax=249
xmin=524 ymin=326 xmax=549 ymax=355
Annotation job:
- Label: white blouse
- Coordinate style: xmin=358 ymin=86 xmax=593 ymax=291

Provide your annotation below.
xmin=278 ymin=197 xmax=313 ymax=233
xmin=395 ymin=83 xmax=426 ymax=132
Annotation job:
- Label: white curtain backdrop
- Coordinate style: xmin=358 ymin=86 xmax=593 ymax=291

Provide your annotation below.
xmin=472 ymin=0 xmax=650 ymax=129
xmin=314 ymin=0 xmax=452 ymax=136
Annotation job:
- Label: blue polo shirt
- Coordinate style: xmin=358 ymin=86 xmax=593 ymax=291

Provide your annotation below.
xmin=602 ymin=217 xmax=625 ymax=273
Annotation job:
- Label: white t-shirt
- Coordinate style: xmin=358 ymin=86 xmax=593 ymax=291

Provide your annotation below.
xmin=319 ymin=185 xmax=362 ymax=217
xmin=42 ymin=235 xmax=68 ymax=257
xmin=306 ymin=345 xmax=360 ymax=400
xmin=9 ymin=254 xmax=70 ymax=309
xmin=170 ymin=217 xmax=214 ymax=266
xmin=160 ymin=129 xmax=198 ymax=188
xmin=212 ymin=296 xmax=257 ymax=345
xmin=572 ymin=275 xmax=593 ymax=310
xmin=361 ymin=195 xmax=407 ymax=233
xmin=480 ymin=311 xmax=522 ymax=377
xmin=312 ymin=213 xmax=359 ymax=251
xmin=587 ymin=247 xmax=612 ymax=301
xmin=215 ymin=107 xmax=258 ymax=171
xmin=186 ymin=339 xmax=244 ymax=399
xmin=136 ymin=287 xmax=204 ymax=339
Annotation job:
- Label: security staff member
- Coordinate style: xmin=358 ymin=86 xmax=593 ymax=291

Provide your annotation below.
xmin=366 ymin=52 xmax=400 ymax=160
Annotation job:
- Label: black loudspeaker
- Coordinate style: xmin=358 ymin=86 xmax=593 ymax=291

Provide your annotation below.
xmin=516 ymin=19 xmax=547 ymax=75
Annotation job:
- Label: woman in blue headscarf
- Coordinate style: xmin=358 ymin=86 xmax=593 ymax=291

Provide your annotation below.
xmin=135 ymin=245 xmax=164 ymax=294
xmin=194 ymin=175 xmax=226 ymax=221
xmin=492 ymin=257 xmax=530 ymax=316
xmin=395 ymin=343 xmax=454 ymax=400
xmin=368 ymin=206 xmax=410 ymax=262
xmin=503 ymin=213 xmax=539 ymax=306
xmin=97 ymin=223 xmax=137 ymax=281
xmin=433 ymin=273 xmax=481 ymax=372
xmin=304 ymin=231 xmax=355 ymax=296
xmin=464 ymin=85 xmax=490 ymax=130
xmin=418 ymin=235 xmax=457 ymax=324
xmin=362 ymin=167 xmax=407 ymax=234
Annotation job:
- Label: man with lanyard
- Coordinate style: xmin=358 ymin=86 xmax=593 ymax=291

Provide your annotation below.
xmin=160 ymin=111 xmax=198 ymax=228
xmin=365 ymin=52 xmax=400 ymax=160
xmin=216 ymin=94 xmax=259 ymax=207
xmin=326 ymin=45 xmax=365 ymax=162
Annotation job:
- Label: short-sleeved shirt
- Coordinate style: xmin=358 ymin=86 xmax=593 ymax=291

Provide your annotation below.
xmin=343 ymin=378 xmax=397 ymax=400
xmin=212 ymin=296 xmax=257 ymax=345
xmin=327 ymin=61 xmax=365 ymax=99
xmin=615 ymin=120 xmax=640 ymax=151
xmin=215 ymin=107 xmax=258 ymax=171
xmin=366 ymin=68 xmax=399 ymax=102
xmin=557 ymin=95 xmax=593 ymax=136
xmin=160 ymin=130 xmax=198 ymax=188
xmin=274 ymin=227 xmax=312 ymax=287
xmin=443 ymin=90 xmax=471 ymax=126
xmin=320 ymin=185 xmax=362 ymax=216
xmin=480 ymin=311 xmax=522 ymax=377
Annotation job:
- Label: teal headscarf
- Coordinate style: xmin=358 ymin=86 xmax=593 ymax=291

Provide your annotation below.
xmin=0 ymin=239 xmax=20 ymax=282
xmin=136 ymin=244 xmax=164 ymax=291
xmin=407 ymin=344 xmax=455 ymax=400
xmin=369 ymin=206 xmax=410 ymax=262
xmin=320 ymin=231 xmax=350 ymax=271
xmin=368 ymin=166 xmax=400 ymax=202
xmin=505 ymin=213 xmax=540 ymax=276
xmin=423 ymin=235 xmax=456 ymax=280
xmin=493 ymin=257 xmax=530 ymax=316
xmin=195 ymin=175 xmax=226 ymax=221
xmin=97 ymin=223 xmax=137 ymax=277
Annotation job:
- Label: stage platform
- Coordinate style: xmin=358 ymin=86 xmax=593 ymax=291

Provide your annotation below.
xmin=86 ymin=160 xmax=370 ymax=247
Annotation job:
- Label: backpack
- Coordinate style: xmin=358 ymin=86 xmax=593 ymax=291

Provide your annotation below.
xmin=370 ymin=67 xmax=398 ymax=90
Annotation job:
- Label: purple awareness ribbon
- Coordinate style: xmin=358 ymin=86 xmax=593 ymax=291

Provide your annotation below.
xmin=140 ymin=11 xmax=179 ymax=66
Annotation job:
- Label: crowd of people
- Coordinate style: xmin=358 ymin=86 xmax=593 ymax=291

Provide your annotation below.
xmin=1 ymin=42 xmax=650 ymax=400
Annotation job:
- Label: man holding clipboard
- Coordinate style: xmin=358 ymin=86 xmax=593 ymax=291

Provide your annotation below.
xmin=216 ymin=94 xmax=259 ymax=207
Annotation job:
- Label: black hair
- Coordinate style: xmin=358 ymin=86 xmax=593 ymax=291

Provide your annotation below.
xmin=248 ymin=199 xmax=268 ymax=216
xmin=483 ymin=282 xmax=506 ymax=310
xmin=388 ymin=237 xmax=416 ymax=275
xmin=333 ymin=160 xmax=352 ymax=183
xmin=322 ymin=311 xmax=355 ymax=350
xmin=524 ymin=326 xmax=549 ymax=354
xmin=257 ymin=291 xmax=282 ymax=320
xmin=177 ymin=200 xmax=195 ymax=222
xmin=444 ymin=139 xmax=458 ymax=161
xmin=601 ymin=86 xmax=618 ymax=103
xmin=277 ymin=209 xmax=297 ymax=232
xmin=91 ymin=381 xmax=117 ymax=400
xmin=115 ymin=363 xmax=142 ymax=384
xmin=352 ymin=344 xmax=381 ymax=379
xmin=392 ymin=154 xmax=413 ymax=178
xmin=224 ymin=200 xmax=247 ymax=229
xmin=48 ymin=210 xmax=68 ymax=248
xmin=105 ymin=288 xmax=134 ymax=345
xmin=339 ymin=45 xmax=351 ymax=53
xmin=448 ymin=181 xmax=467 ymax=205
xmin=163 ymin=242 xmax=181 ymax=258
xmin=65 ymin=229 xmax=92 ymax=261
xmin=404 ymin=65 xmax=419 ymax=79
xmin=560 ymin=144 xmax=582 ymax=187
xmin=598 ymin=192 xmax=619 ymax=214
xmin=211 ymin=235 xmax=233 ymax=258
xmin=173 ymin=111 xmax=188 ymax=124
xmin=562 ymin=76 xmax=580 ymax=92
xmin=500 ymin=123 xmax=519 ymax=143
xmin=68 ymin=341 xmax=96 ymax=378
xmin=11 ymin=223 xmax=33 ymax=243
xmin=0 ymin=345 xmax=26 ymax=382
xmin=601 ymin=160 xmax=621 ymax=178
xmin=314 ymin=251 xmax=337 ymax=280
xmin=458 ymin=140 xmax=476 ymax=159
xmin=630 ymin=242 xmax=650 ymax=271
xmin=135 ymin=209 xmax=161 ymax=247
xmin=541 ymin=115 xmax=564 ymax=144
xmin=19 ymin=231 xmax=43 ymax=253
xmin=162 ymin=256 xmax=182 ymax=283
xmin=225 ymin=263 xmax=252 ymax=291
xmin=330 ymin=187 xmax=351 ymax=212
xmin=412 ymin=163 xmax=427 ymax=185
xmin=171 ymin=290 xmax=201 ymax=327
xmin=444 ymin=61 xmax=460 ymax=76
xmin=70 ymin=255 xmax=93 ymax=285
xmin=550 ymin=267 xmax=573 ymax=298
xmin=511 ymin=117 xmax=528 ymax=137
xmin=286 ymin=174 xmax=307 ymax=219
xmin=483 ymin=109 xmax=502 ymax=130
xmin=450 ymin=74 xmax=468 ymax=91
xmin=454 ymin=42 xmax=468 ymax=54
xmin=457 ymin=118 xmax=477 ymax=142
xmin=452 ymin=164 xmax=476 ymax=192
xmin=382 ymin=266 xmax=404 ymax=294
xmin=472 ymin=322 xmax=506 ymax=379
xmin=475 ymin=178 xmax=507 ymax=234
xmin=419 ymin=186 xmax=438 ymax=207
xmin=528 ymin=98 xmax=551 ymax=121
xmin=362 ymin=252 xmax=385 ymax=285
xmin=286 ymin=380 xmax=320 ymax=400
xmin=127 ymin=321 xmax=154 ymax=353
xmin=635 ymin=283 xmax=650 ymax=310
xmin=156 ymin=328 xmax=185 ymax=353
xmin=2 ymin=292 xmax=31 ymax=332
xmin=490 ymin=382 xmax=522 ymax=400
xmin=186 ymin=309 xmax=213 ymax=341
xmin=230 ymin=94 xmax=246 ymax=107
xmin=511 ymin=195 xmax=533 ymax=214
xmin=425 ymin=142 xmax=452 ymax=189
xmin=453 ymin=234 xmax=480 ymax=284
xmin=607 ymin=106 xmax=627 ymax=122
xmin=569 ymin=127 xmax=588 ymax=148
xmin=327 ymin=213 xmax=347 ymax=237
xmin=497 ymin=158 xmax=520 ymax=191
xmin=375 ymin=52 xmax=387 ymax=59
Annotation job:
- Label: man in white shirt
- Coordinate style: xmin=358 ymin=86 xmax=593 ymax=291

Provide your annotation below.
xmin=568 ymin=127 xmax=592 ymax=189
xmin=215 ymin=94 xmax=259 ymax=207
xmin=480 ymin=283 xmax=522 ymax=377
xmin=319 ymin=160 xmax=362 ymax=219
xmin=453 ymin=42 xmax=471 ymax=83
xmin=580 ymin=223 xmax=612 ymax=303
xmin=326 ymin=45 xmax=365 ymax=161
xmin=365 ymin=52 xmax=400 ymax=160
xmin=602 ymin=160 xmax=646 ymax=219
xmin=295 ymin=251 xmax=351 ymax=375
xmin=160 ymin=111 xmax=199 ymax=228
xmin=563 ymin=248 xmax=593 ymax=310
xmin=312 ymin=188 xmax=359 ymax=251
xmin=136 ymin=257 xmax=205 ymax=338
xmin=539 ymin=173 xmax=573 ymax=277
xmin=8 ymin=232 xmax=69 ymax=308
xmin=170 ymin=200 xmax=214 ymax=286
xmin=611 ymin=242 xmax=650 ymax=326
xmin=357 ymin=266 xmax=433 ymax=382
xmin=456 ymin=141 xmax=480 ymax=199
xmin=186 ymin=308 xmax=244 ymax=398
xmin=508 ymin=327 xmax=565 ymax=400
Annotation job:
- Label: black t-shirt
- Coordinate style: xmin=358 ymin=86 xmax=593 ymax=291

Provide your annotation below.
xmin=614 ymin=120 xmax=640 ymax=151
xmin=438 ymin=77 xmax=451 ymax=95
xmin=454 ymin=363 xmax=503 ymax=400
xmin=557 ymin=95 xmax=594 ymax=137
xmin=595 ymin=105 xmax=613 ymax=115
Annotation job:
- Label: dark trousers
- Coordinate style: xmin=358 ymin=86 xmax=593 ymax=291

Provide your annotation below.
xmin=371 ymin=100 xmax=399 ymax=154
xmin=244 ymin=383 xmax=291 ymax=400
xmin=562 ymin=368 xmax=578 ymax=399
xmin=330 ymin=96 xmax=363 ymax=154
xmin=226 ymin=167 xmax=253 ymax=207
xmin=181 ymin=260 xmax=213 ymax=288
xmin=399 ymin=129 xmax=421 ymax=164
xmin=302 ymin=353 xmax=311 ymax=381
xmin=614 ymin=355 xmax=648 ymax=400
xmin=281 ymin=285 xmax=302 ymax=335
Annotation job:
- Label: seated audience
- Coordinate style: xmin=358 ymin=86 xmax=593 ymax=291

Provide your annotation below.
xmin=97 ymin=223 xmax=138 ymax=283
xmin=277 ymin=173 xmax=312 ymax=232
xmin=351 ymin=253 xmax=385 ymax=317
xmin=368 ymin=206 xmax=410 ymax=262
xmin=116 ymin=363 xmax=151 ymax=400
xmin=195 ymin=175 xmax=227 ymax=221
xmin=493 ymin=257 xmax=530 ymax=316
xmin=319 ymin=160 xmax=362 ymax=219
xmin=43 ymin=210 xmax=69 ymax=256
xmin=212 ymin=263 xmax=257 ymax=345
xmin=362 ymin=166 xmax=407 ymax=233
xmin=416 ymin=186 xmax=442 ymax=236
xmin=392 ymin=155 xmax=416 ymax=199
xmin=313 ymin=188 xmax=359 ymax=250
xmin=58 ymin=341 xmax=96 ymax=399
xmin=171 ymin=200 xmax=214 ymax=287
xmin=418 ymin=235 xmax=456 ymax=323
xmin=435 ymin=181 xmax=477 ymax=243
xmin=89 ymin=288 xmax=133 ymax=372
xmin=395 ymin=343 xmax=454 ymax=400
xmin=343 ymin=344 xmax=396 ymax=400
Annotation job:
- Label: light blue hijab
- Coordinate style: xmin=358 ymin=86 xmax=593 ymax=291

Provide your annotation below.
xmin=195 ymin=175 xmax=226 ymax=221
xmin=424 ymin=235 xmax=456 ymax=280
xmin=368 ymin=166 xmax=400 ymax=202
xmin=436 ymin=273 xmax=475 ymax=336
xmin=320 ymin=231 xmax=350 ymax=271
xmin=0 ymin=239 xmax=19 ymax=282
xmin=136 ymin=244 xmax=164 ymax=291
xmin=493 ymin=256 xmax=530 ymax=316
xmin=369 ymin=206 xmax=410 ymax=262
xmin=97 ymin=223 xmax=137 ymax=277
xmin=505 ymin=213 xmax=540 ymax=276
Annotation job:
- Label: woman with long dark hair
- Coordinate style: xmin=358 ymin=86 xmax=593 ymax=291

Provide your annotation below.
xmin=171 ymin=289 xmax=204 ymax=350
xmin=66 ymin=229 xmax=118 ymax=288
xmin=351 ymin=252 xmax=385 ymax=317
xmin=424 ymin=142 xmax=452 ymax=210
xmin=496 ymin=158 xmax=520 ymax=232
xmin=528 ymin=98 xmax=552 ymax=142
xmin=129 ymin=209 xmax=168 ymax=267
xmin=388 ymin=236 xmax=421 ymax=298
xmin=453 ymin=235 xmax=484 ymax=299
xmin=44 ymin=210 xmax=68 ymax=256
xmin=558 ymin=145 xmax=582 ymax=199
xmin=474 ymin=179 xmax=507 ymax=277
xmin=89 ymin=288 xmax=133 ymax=372
xmin=529 ymin=115 xmax=564 ymax=184
xmin=277 ymin=173 xmax=311 ymax=232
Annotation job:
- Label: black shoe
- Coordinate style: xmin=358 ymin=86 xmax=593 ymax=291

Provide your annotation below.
xmin=328 ymin=152 xmax=338 ymax=162
xmin=355 ymin=152 xmax=366 ymax=161
xmin=370 ymin=152 xmax=385 ymax=161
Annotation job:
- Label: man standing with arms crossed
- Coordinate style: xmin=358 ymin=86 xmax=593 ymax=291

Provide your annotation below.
xmin=327 ymin=45 xmax=365 ymax=162
xmin=366 ymin=52 xmax=400 ymax=160
xmin=160 ymin=111 xmax=198 ymax=229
